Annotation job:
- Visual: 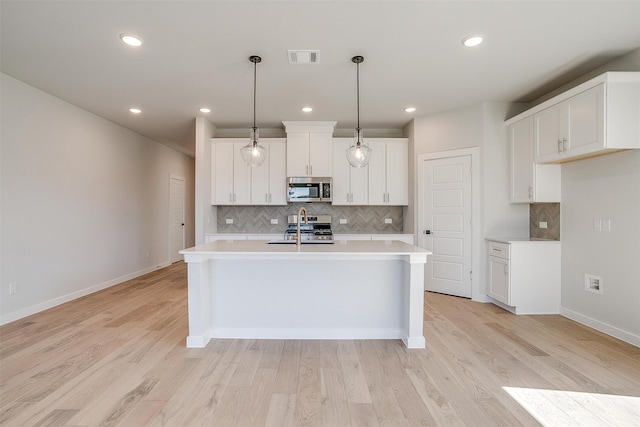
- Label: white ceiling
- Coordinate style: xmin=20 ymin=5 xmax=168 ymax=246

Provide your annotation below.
xmin=2 ymin=1 xmax=640 ymax=157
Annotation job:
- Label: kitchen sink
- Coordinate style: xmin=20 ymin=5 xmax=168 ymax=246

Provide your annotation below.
xmin=267 ymin=240 xmax=334 ymax=245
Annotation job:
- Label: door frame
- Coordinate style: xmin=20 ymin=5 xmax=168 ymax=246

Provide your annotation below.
xmin=416 ymin=147 xmax=484 ymax=301
xmin=169 ymin=174 xmax=186 ymax=263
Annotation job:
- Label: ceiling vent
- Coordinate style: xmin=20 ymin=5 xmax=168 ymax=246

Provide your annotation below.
xmin=288 ymin=50 xmax=320 ymax=64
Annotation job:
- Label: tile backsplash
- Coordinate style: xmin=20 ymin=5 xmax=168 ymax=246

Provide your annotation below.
xmin=530 ymin=203 xmax=560 ymax=240
xmin=217 ymin=204 xmax=404 ymax=233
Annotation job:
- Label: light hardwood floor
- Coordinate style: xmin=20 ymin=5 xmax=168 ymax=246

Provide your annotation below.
xmin=1 ymin=262 xmax=639 ymax=426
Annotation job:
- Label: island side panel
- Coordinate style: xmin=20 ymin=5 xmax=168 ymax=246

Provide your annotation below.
xmin=185 ymin=255 xmax=212 ymax=348
xmin=403 ymin=255 xmax=426 ymax=348
xmin=209 ymin=258 xmax=405 ymax=340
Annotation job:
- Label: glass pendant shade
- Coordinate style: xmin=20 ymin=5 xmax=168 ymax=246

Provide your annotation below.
xmin=240 ymin=127 xmax=267 ymax=167
xmin=346 ymin=128 xmax=372 ymax=167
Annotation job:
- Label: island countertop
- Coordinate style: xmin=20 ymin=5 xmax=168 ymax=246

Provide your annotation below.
xmin=181 ymin=239 xmax=430 ymax=259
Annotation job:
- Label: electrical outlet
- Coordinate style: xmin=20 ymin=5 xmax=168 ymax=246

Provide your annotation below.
xmin=384 ymin=218 xmax=393 ymax=224
xmin=9 ymin=282 xmax=18 ymax=295
xmin=270 ymin=218 xmax=278 ymax=225
xmin=539 ymin=221 xmax=547 ymax=229
xmin=339 ymin=218 xmax=348 ymax=224
xmin=225 ymin=218 xmax=233 ymax=224
xmin=603 ymin=219 xmax=611 ymax=232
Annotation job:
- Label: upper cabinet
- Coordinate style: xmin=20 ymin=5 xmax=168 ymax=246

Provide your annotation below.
xmin=534 ymin=84 xmax=605 ymax=163
xmin=211 ymin=139 xmax=251 ymax=205
xmin=368 ymin=138 xmax=409 ymax=205
xmin=211 ymin=138 xmax=287 ymax=206
xmin=332 ymin=138 xmax=368 ymax=205
xmin=250 ymin=139 xmax=287 ymax=205
xmin=507 ymin=72 xmax=640 ymax=164
xmin=509 ymin=116 xmax=561 ymax=203
xmin=283 ymin=121 xmax=336 ymax=177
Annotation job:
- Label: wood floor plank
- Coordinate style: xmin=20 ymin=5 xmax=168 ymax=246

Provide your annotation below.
xmin=1 ymin=263 xmax=639 ymax=426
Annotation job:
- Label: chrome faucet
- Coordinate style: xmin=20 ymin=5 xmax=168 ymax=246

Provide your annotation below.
xmin=296 ymin=206 xmax=308 ymax=246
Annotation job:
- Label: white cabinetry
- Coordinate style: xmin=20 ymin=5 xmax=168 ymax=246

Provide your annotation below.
xmin=211 ymin=139 xmax=251 ymax=205
xmin=509 ymin=116 xmax=561 ymax=203
xmin=486 ymin=238 xmax=561 ymax=314
xmin=332 ymin=138 xmax=368 ymax=205
xmin=211 ymin=138 xmax=286 ymax=206
xmin=283 ymin=121 xmax=336 ymax=177
xmin=515 ymin=72 xmax=640 ymax=164
xmin=251 ymin=139 xmax=287 ymax=205
xmin=534 ymin=84 xmax=605 ymax=163
xmin=368 ymin=139 xmax=408 ymax=205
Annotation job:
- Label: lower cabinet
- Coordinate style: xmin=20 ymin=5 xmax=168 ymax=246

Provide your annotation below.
xmin=486 ymin=238 xmax=561 ymax=314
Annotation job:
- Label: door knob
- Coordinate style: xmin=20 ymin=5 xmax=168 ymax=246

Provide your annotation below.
xmin=424 ymin=230 xmax=431 ymax=234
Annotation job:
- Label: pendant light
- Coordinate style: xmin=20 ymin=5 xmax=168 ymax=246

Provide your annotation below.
xmin=346 ymin=55 xmax=372 ymax=168
xmin=240 ymin=55 xmax=267 ymax=167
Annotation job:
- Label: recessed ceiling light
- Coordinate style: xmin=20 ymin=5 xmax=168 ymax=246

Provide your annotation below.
xmin=404 ymin=107 xmax=416 ymax=113
xmin=129 ymin=108 xmax=142 ymax=114
xmin=462 ymin=35 xmax=483 ymax=47
xmin=120 ymin=33 xmax=143 ymax=47
xmin=301 ymin=107 xmax=313 ymax=113
xmin=200 ymin=107 xmax=211 ymax=113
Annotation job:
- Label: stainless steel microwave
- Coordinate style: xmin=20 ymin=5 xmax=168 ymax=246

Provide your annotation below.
xmin=287 ymin=177 xmax=332 ymax=203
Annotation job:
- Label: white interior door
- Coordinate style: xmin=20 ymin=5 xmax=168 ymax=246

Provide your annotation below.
xmin=170 ymin=175 xmax=185 ymax=263
xmin=419 ymin=155 xmax=472 ymax=297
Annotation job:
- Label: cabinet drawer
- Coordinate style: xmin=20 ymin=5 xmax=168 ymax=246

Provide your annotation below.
xmin=488 ymin=241 xmax=510 ymax=260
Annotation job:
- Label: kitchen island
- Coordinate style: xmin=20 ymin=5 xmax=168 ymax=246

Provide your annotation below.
xmin=180 ymin=239 xmax=430 ymax=349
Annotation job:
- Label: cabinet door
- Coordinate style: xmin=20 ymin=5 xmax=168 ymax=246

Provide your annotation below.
xmin=350 ymin=164 xmax=369 ymax=204
xmin=510 ymin=118 xmax=533 ymax=203
xmin=367 ymin=140 xmax=387 ymax=204
xmin=488 ymin=256 xmax=510 ymax=305
xmin=213 ymin=141 xmax=235 ymax=204
xmin=309 ymin=133 xmax=333 ymax=176
xmin=565 ymin=84 xmax=605 ymax=156
xmin=534 ymin=104 xmax=561 ymax=163
xmin=233 ymin=141 xmax=252 ymax=205
xmin=385 ymin=140 xmax=408 ymax=205
xmin=286 ymin=133 xmax=309 ymax=176
xmin=268 ymin=140 xmax=287 ymax=205
xmin=251 ymin=143 xmax=270 ymax=204
xmin=331 ymin=139 xmax=350 ymax=205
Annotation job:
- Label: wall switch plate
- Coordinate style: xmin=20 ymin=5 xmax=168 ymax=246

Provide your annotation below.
xmin=339 ymin=218 xmax=348 ymax=224
xmin=593 ymin=219 xmax=601 ymax=232
xmin=9 ymin=282 xmax=17 ymax=295
xmin=384 ymin=218 xmax=392 ymax=224
xmin=539 ymin=221 xmax=547 ymax=229
xmin=603 ymin=219 xmax=611 ymax=232
xmin=270 ymin=219 xmax=278 ymax=225
xmin=225 ymin=218 xmax=233 ymax=224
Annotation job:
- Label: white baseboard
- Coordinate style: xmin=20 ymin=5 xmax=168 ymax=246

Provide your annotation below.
xmin=0 ymin=262 xmax=171 ymax=325
xmin=560 ymin=307 xmax=640 ymax=348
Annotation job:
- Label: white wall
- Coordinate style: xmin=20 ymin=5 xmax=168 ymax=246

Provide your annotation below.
xmin=411 ymin=103 xmax=528 ymax=300
xmin=561 ymin=151 xmax=640 ymax=346
xmin=195 ymin=117 xmax=217 ymax=244
xmin=0 ymin=73 xmax=195 ymax=324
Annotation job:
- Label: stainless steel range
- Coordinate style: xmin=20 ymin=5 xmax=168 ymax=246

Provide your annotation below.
xmin=283 ymin=214 xmax=333 ymax=242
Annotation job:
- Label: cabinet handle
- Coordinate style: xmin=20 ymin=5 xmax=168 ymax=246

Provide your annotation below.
xmin=529 ymin=186 xmax=533 ymax=198
xmin=310 ymin=165 xmax=313 ymax=176
xmin=504 ymin=264 xmax=509 ymax=274
xmin=562 ymin=138 xmax=568 ymax=152
xmin=229 ymin=193 xmax=233 ymax=203
xmin=557 ymin=139 xmax=562 ymax=154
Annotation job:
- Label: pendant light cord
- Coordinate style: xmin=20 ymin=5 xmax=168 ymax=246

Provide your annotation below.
xmin=356 ymin=60 xmax=360 ymax=132
xmin=253 ymin=59 xmax=257 ymax=130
